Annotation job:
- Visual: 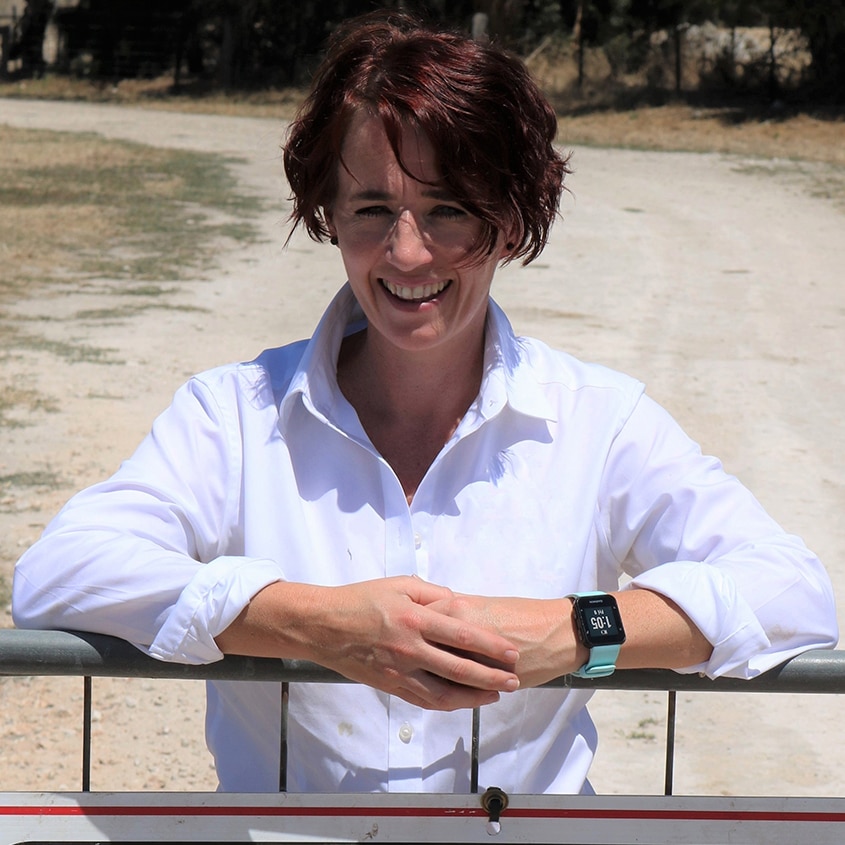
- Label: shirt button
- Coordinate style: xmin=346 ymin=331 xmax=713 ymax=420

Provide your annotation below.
xmin=413 ymin=533 xmax=422 ymax=549
xmin=398 ymin=722 xmax=414 ymax=743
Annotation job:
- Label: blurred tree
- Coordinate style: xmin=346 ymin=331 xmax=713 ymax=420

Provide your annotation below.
xmin=627 ymin=0 xmax=713 ymax=91
xmin=32 ymin=0 xmax=845 ymax=100
xmin=202 ymin=0 xmax=389 ymax=87
xmin=56 ymin=0 xmax=191 ymax=78
xmin=761 ymin=0 xmax=845 ymax=98
xmin=10 ymin=0 xmax=54 ymax=76
xmin=568 ymin=0 xmax=630 ymax=87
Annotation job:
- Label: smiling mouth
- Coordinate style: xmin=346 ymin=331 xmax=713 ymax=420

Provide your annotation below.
xmin=380 ymin=278 xmax=451 ymax=302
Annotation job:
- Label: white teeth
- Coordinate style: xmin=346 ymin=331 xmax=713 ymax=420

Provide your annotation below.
xmin=382 ymin=279 xmax=449 ymax=301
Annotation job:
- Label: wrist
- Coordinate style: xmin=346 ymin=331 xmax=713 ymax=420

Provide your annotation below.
xmin=567 ymin=591 xmax=626 ymax=678
xmin=566 ymin=597 xmax=591 ymax=670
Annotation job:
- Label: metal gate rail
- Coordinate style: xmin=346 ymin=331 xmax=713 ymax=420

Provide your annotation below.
xmin=2 ymin=629 xmax=844 ymax=795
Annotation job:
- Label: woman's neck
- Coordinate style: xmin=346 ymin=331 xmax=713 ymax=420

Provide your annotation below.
xmin=336 ymin=327 xmax=486 ymax=501
xmin=339 ymin=327 xmax=484 ymax=422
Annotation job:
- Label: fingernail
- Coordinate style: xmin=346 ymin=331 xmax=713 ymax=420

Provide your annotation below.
xmin=505 ymin=677 xmax=520 ymax=692
xmin=504 ymin=650 xmax=519 ymax=662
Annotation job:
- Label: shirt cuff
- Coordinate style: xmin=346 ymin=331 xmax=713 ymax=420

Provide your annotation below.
xmin=148 ymin=556 xmax=284 ymax=664
xmin=626 ymin=562 xmax=772 ymax=679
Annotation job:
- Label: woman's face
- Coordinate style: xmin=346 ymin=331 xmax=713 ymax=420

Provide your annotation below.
xmin=328 ymin=110 xmax=508 ymax=358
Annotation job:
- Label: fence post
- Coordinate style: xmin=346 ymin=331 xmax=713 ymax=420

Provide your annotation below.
xmin=0 ymin=24 xmax=10 ymax=77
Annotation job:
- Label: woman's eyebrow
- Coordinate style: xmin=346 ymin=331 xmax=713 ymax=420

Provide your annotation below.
xmin=423 ymin=187 xmax=458 ymax=201
xmin=347 ymin=186 xmax=458 ymax=203
xmin=349 ymin=189 xmax=391 ymax=202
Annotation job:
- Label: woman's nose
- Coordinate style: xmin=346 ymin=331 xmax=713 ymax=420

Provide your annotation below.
xmin=386 ymin=213 xmax=432 ymax=270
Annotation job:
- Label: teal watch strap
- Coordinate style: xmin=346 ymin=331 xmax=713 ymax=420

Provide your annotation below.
xmin=574 ymin=642 xmax=621 ymax=678
xmin=567 ymin=591 xmax=623 ymax=679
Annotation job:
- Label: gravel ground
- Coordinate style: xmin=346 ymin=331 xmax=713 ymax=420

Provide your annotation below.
xmin=1 ymin=98 xmax=843 ymax=797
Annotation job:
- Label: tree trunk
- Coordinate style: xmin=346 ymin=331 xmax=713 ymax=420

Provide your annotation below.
xmin=17 ymin=0 xmax=53 ymax=77
xmin=768 ymin=23 xmax=779 ymax=100
xmin=219 ymin=13 xmax=234 ymax=88
xmin=673 ymin=24 xmax=683 ymax=94
xmin=573 ymin=0 xmax=584 ymax=89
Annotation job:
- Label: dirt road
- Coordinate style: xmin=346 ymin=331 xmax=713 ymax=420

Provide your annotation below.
xmin=1 ymin=98 xmax=843 ymax=796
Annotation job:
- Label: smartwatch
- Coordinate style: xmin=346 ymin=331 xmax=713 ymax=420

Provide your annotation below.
xmin=567 ymin=591 xmax=626 ymax=678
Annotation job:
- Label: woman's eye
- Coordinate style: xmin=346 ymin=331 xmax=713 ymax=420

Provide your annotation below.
xmin=355 ymin=206 xmax=390 ymax=218
xmin=432 ymin=205 xmax=467 ymax=220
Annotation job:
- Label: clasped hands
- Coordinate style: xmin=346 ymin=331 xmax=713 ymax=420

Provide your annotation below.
xmin=233 ymin=576 xmax=711 ymax=708
xmin=298 ymin=575 xmax=586 ymax=711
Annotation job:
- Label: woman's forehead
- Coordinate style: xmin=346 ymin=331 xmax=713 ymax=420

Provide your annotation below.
xmin=339 ymin=111 xmax=441 ymax=192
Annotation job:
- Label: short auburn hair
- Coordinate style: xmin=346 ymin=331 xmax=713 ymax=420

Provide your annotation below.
xmin=283 ymin=10 xmax=570 ymax=265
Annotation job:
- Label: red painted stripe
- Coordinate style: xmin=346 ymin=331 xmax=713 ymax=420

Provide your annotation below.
xmin=1 ymin=805 xmax=844 ymax=823
xmin=2 ymin=806 xmax=480 ymax=818
xmin=506 ymin=808 xmax=845 ymax=823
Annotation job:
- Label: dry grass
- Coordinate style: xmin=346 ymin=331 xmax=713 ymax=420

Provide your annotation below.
xmin=0 ymin=119 xmax=266 ymax=447
xmin=2 ymin=71 xmax=844 ymax=166
xmin=0 ymin=123 xmax=264 ymax=302
xmin=0 ymin=127 xmax=130 ymax=289
xmin=525 ymin=33 xmax=845 ymax=165
xmin=1 ymin=199 xmax=117 ymax=285
xmin=557 ymin=105 xmax=845 ymax=165
xmin=0 ymin=383 xmax=59 ymax=429
xmin=0 ymin=74 xmax=303 ymax=119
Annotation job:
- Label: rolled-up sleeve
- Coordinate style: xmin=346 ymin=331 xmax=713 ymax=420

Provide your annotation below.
xmin=149 ymin=555 xmax=286 ymax=663
xmin=600 ymin=393 xmax=838 ymax=678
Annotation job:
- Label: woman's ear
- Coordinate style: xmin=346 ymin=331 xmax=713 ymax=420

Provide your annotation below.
xmin=501 ymin=227 xmax=521 ymax=259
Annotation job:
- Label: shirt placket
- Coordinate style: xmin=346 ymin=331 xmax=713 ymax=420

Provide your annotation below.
xmin=386 ymin=696 xmax=423 ymax=790
xmin=381 ymin=465 xmax=435 ymax=787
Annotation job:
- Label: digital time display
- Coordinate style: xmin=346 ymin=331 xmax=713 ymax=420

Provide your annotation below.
xmin=586 ymin=607 xmax=620 ymax=636
xmin=575 ymin=595 xmax=626 ymax=647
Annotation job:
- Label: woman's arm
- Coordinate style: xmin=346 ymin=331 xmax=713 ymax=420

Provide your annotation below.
xmin=427 ymin=588 xmax=712 ymax=689
xmin=602 ymin=394 xmax=838 ymax=679
xmin=216 ymin=576 xmax=520 ymax=710
xmin=13 ymin=371 xmax=521 ymax=709
xmin=430 ymin=392 xmax=837 ymax=687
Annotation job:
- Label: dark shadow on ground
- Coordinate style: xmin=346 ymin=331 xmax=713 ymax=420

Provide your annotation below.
xmin=549 ymin=82 xmax=845 ymax=126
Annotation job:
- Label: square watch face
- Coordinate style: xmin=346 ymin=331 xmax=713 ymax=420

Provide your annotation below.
xmin=578 ymin=596 xmax=626 ymax=646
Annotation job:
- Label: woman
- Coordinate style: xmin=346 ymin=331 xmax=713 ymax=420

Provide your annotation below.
xmin=13 ymin=11 xmax=837 ymax=794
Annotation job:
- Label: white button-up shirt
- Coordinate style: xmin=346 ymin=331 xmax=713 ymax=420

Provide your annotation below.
xmin=13 ymin=285 xmax=838 ymax=794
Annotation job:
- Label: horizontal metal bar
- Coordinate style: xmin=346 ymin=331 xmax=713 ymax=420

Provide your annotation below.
xmin=0 ymin=629 xmax=344 ymax=682
xmin=1 ymin=629 xmax=844 ymax=694
xmin=564 ymin=649 xmax=845 ymax=694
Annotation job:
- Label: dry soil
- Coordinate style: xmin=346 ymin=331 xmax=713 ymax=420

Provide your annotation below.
xmin=0 ymin=98 xmax=843 ymax=797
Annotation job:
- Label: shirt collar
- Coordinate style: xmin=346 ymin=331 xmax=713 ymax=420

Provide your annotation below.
xmin=279 ymin=284 xmax=363 ymax=427
xmin=279 ymin=284 xmax=558 ymax=427
xmin=481 ymin=299 xmax=558 ymax=423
